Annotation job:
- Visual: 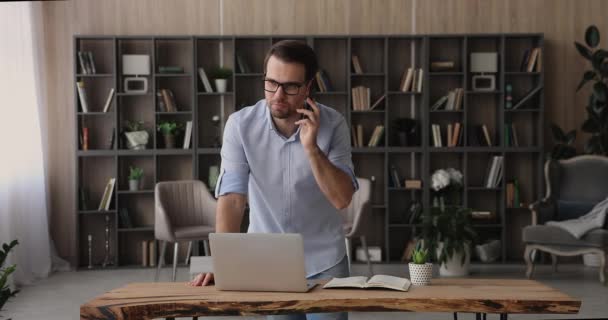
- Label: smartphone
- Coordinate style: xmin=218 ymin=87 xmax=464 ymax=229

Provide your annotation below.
xmin=301 ymin=100 xmax=312 ymax=120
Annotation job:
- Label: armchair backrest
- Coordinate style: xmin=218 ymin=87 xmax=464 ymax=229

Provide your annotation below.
xmin=546 ymin=155 xmax=608 ymax=221
xmin=341 ymin=177 xmax=372 ymax=238
xmin=155 ymin=180 xmax=217 ymax=229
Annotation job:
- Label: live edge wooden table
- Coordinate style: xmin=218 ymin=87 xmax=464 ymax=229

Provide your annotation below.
xmin=80 ymin=279 xmax=581 ymax=320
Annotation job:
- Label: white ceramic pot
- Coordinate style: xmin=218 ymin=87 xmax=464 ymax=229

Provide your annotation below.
xmin=437 ymin=242 xmax=471 ymax=277
xmin=408 ymin=262 xmax=433 ymax=286
xmin=215 ymin=79 xmax=228 ymax=93
xmin=128 ymin=179 xmax=140 ymax=191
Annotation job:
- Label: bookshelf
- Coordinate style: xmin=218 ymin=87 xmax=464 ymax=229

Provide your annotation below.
xmin=75 ymin=34 xmax=543 ymax=268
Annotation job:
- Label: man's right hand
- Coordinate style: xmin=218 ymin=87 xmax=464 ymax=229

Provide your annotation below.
xmin=189 ymin=272 xmax=214 ymax=286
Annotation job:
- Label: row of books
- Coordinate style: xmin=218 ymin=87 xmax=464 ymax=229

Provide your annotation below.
xmin=431 ymin=122 xmax=463 ymax=147
xmin=484 ymin=156 xmax=504 ymax=188
xmin=506 ymin=180 xmax=522 ymax=208
xmin=76 ymin=81 xmax=114 ymax=113
xmin=351 ymin=87 xmax=386 ymax=111
xmin=78 ymin=51 xmax=97 ymax=74
xmin=520 ymin=47 xmax=542 ymax=72
xmin=351 ymin=124 xmax=384 ymax=147
xmin=158 ymin=89 xmax=179 ymax=112
xmin=398 ymin=67 xmax=423 ymax=93
xmin=141 ymin=240 xmax=157 ymax=267
xmin=431 ymin=88 xmax=464 ymax=111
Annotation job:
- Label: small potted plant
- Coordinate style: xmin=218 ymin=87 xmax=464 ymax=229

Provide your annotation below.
xmin=408 ymin=241 xmax=432 ymax=286
xmin=128 ymin=166 xmax=143 ymax=191
xmin=157 ymin=121 xmax=183 ymax=149
xmin=211 ymin=67 xmax=232 ymax=93
xmin=123 ymin=120 xmax=149 ymax=150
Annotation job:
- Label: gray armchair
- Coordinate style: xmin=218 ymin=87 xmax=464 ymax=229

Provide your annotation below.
xmin=522 ymin=155 xmax=608 ymax=283
xmin=155 ymin=180 xmax=217 ymax=281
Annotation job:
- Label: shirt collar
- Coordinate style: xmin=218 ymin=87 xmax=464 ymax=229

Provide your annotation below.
xmin=263 ymin=100 xmax=301 ymax=141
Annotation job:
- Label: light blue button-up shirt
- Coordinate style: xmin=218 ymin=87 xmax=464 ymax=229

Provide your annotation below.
xmin=215 ymin=99 xmax=358 ymax=277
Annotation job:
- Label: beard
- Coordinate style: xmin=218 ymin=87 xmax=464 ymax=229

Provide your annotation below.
xmin=268 ymin=98 xmax=297 ymax=119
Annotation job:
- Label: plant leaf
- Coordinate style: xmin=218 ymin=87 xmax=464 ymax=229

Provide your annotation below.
xmin=565 ymin=130 xmax=577 ymax=145
xmin=593 ymin=81 xmax=607 ymax=102
xmin=577 ymin=71 xmax=596 ymax=92
xmin=585 ymin=25 xmax=600 ymax=48
xmin=550 ymin=123 xmax=566 ymax=142
xmin=592 ymin=50 xmax=608 ymax=72
xmin=582 ymin=118 xmax=600 ymax=133
xmin=575 ymin=42 xmax=592 ymax=60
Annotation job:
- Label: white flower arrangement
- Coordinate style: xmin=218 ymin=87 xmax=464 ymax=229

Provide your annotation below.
xmin=431 ymin=168 xmax=463 ymax=192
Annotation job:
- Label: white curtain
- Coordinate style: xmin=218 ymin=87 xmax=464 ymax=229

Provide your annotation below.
xmin=0 ymin=2 xmax=68 ymax=286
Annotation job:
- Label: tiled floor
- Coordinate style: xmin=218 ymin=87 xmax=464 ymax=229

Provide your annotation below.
xmin=4 ymin=263 xmax=607 ymax=320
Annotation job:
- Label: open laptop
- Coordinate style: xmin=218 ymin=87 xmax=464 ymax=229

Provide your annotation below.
xmin=209 ymin=233 xmax=316 ymax=292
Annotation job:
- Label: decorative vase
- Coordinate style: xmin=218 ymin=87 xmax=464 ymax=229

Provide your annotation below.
xmin=163 ymin=134 xmax=175 ymax=149
xmin=437 ymin=242 xmax=471 ymax=277
xmin=215 ymin=79 xmax=228 ymax=93
xmin=124 ymin=130 xmax=149 ymax=150
xmin=128 ymin=179 xmax=140 ymax=191
xmin=408 ymin=262 xmax=433 ymax=286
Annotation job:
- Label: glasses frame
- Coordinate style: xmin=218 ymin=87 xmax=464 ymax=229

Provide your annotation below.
xmin=263 ymin=77 xmax=308 ymax=96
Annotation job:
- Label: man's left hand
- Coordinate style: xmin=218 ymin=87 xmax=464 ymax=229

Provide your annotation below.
xmin=295 ymin=97 xmax=320 ymax=154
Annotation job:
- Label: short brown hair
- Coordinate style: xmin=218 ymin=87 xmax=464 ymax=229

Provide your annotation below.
xmin=263 ymin=40 xmax=318 ymax=83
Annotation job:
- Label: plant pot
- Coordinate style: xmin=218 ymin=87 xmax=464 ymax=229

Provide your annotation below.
xmin=437 ymin=242 xmax=471 ymax=277
xmin=124 ymin=130 xmax=149 ymax=150
xmin=128 ymin=179 xmax=141 ymax=191
xmin=408 ymin=262 xmax=433 ymax=286
xmin=215 ymin=79 xmax=228 ymax=93
xmin=163 ymin=134 xmax=175 ymax=149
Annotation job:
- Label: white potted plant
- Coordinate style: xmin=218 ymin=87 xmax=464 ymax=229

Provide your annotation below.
xmin=128 ymin=166 xmax=143 ymax=191
xmin=423 ymin=168 xmax=477 ymax=277
xmin=212 ymin=67 xmax=232 ymax=93
xmin=124 ymin=120 xmax=149 ymax=150
xmin=408 ymin=241 xmax=432 ymax=286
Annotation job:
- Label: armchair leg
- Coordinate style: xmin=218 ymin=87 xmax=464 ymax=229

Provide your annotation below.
xmin=186 ymin=241 xmax=193 ymax=265
xmin=172 ymin=242 xmax=179 ymax=282
xmin=551 ymin=254 xmax=558 ymax=273
xmin=524 ymin=245 xmax=535 ymax=279
xmin=203 ymin=239 xmax=210 ymax=256
xmin=360 ymin=236 xmax=373 ymax=277
xmin=345 ymin=237 xmax=352 ymax=275
xmin=155 ymin=241 xmax=167 ymax=282
xmin=599 ymin=251 xmax=606 ymax=284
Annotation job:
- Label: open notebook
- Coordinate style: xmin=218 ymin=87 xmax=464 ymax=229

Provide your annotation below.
xmin=323 ymin=275 xmax=411 ymax=292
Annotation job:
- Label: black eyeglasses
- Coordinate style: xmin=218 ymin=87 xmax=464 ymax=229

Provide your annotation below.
xmin=263 ymin=79 xmax=305 ymax=96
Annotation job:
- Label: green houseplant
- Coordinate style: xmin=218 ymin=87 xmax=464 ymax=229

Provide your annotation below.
xmin=548 ymin=123 xmax=577 ymax=160
xmin=128 ymin=166 xmax=144 ymax=191
xmin=408 ymin=241 xmax=432 ymax=286
xmin=1 ymin=240 xmax=19 ymax=319
xmin=574 ymin=25 xmax=608 ymax=155
xmin=211 ymin=67 xmax=232 ymax=93
xmin=419 ymin=205 xmax=477 ymax=277
xmin=157 ymin=121 xmax=183 ymax=149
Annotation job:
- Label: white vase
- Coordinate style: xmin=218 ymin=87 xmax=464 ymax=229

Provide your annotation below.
xmin=215 ymin=79 xmax=228 ymax=93
xmin=437 ymin=242 xmax=471 ymax=277
xmin=128 ymin=179 xmax=140 ymax=191
xmin=408 ymin=262 xmax=433 ymax=286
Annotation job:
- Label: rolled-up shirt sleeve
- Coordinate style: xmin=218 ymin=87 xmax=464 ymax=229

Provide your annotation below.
xmin=215 ymin=114 xmax=249 ymax=197
xmin=328 ymin=118 xmax=359 ymax=191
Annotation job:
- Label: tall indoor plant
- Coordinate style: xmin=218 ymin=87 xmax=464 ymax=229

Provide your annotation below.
xmin=575 ymin=25 xmax=608 ymax=155
xmin=0 ymin=240 xmax=19 ymax=319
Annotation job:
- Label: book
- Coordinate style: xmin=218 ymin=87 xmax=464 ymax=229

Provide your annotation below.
xmin=82 ymin=127 xmax=89 ymax=150
xmin=77 ymin=52 xmax=89 ymax=74
xmin=87 ymin=51 xmax=96 ymax=74
xmin=405 ymin=180 xmax=422 ymax=189
xmin=356 ymin=125 xmax=363 ymax=147
xmin=351 ymin=126 xmax=358 ymax=147
xmin=142 ymin=240 xmax=148 ymax=267
xmin=430 ymin=95 xmax=448 ymax=111
xmin=76 ymin=81 xmax=90 ymax=113
xmin=416 ymin=69 xmax=424 ymax=92
xmin=390 ymin=165 xmax=401 ymax=188
xmin=430 ymin=61 xmax=455 ymax=71
xmin=400 ymin=68 xmax=414 ymax=92
xmin=149 ymin=240 xmax=157 ymax=267
xmin=481 ymin=125 xmax=492 ymax=146
xmin=351 ymin=55 xmax=363 ymax=74
xmin=236 ymin=53 xmax=250 ymax=73
xmin=526 ymin=47 xmax=540 ymax=72
xmin=98 ymin=177 xmax=116 ymax=211
xmin=198 ymin=67 xmax=214 ymax=93
xmin=368 ymin=125 xmax=384 ymax=147
xmin=102 ymin=88 xmax=115 ymax=113
xmin=183 ymin=120 xmax=193 ymax=149
xmin=159 ymin=66 xmax=184 ymax=73
xmin=370 ymin=94 xmax=386 ymax=110
xmin=323 ymin=275 xmax=411 ymax=292
xmin=160 ymin=89 xmax=178 ymax=112
xmin=79 ymin=187 xmax=90 ymax=211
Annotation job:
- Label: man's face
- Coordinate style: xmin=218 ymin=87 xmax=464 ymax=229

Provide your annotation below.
xmin=264 ymin=55 xmax=310 ymax=120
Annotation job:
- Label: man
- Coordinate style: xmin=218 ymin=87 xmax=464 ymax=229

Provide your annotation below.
xmin=190 ymin=40 xmax=357 ymax=320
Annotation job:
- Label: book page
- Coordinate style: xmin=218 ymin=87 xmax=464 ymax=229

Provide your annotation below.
xmin=366 ymin=275 xmax=411 ymax=292
xmin=323 ymin=276 xmax=368 ymax=289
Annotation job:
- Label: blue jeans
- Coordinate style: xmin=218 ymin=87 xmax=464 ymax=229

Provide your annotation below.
xmin=267 ymin=255 xmax=349 ymax=320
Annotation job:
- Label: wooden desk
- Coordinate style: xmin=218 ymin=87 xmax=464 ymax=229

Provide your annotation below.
xmin=80 ymin=279 xmax=580 ymax=320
